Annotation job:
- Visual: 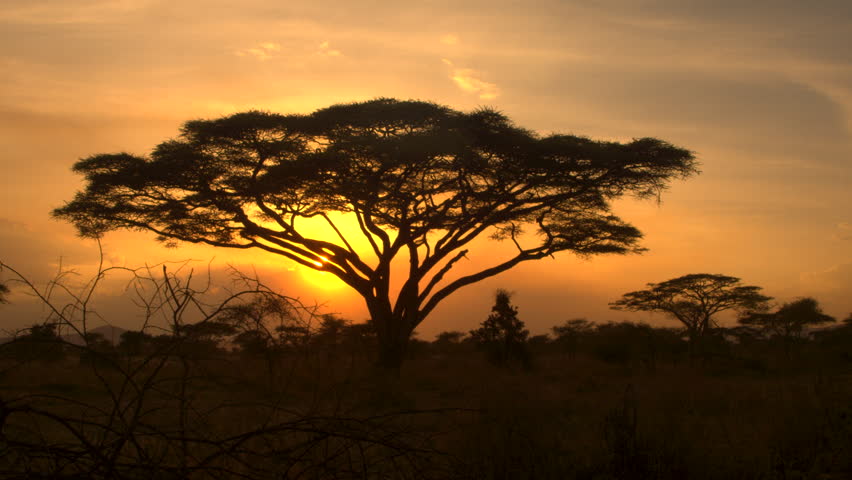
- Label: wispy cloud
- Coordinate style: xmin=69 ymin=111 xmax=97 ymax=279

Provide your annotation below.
xmin=235 ymin=42 xmax=281 ymax=61
xmin=317 ymin=41 xmax=342 ymax=57
xmin=442 ymin=59 xmax=499 ymax=100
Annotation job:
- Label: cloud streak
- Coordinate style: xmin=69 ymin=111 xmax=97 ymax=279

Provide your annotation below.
xmin=442 ymin=59 xmax=499 ymax=100
xmin=235 ymin=42 xmax=281 ymax=61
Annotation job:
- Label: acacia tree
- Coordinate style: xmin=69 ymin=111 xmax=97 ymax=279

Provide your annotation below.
xmin=610 ymin=274 xmax=771 ymax=348
xmin=739 ymin=297 xmax=835 ymax=358
xmin=739 ymin=297 xmax=835 ymax=340
xmin=54 ymin=98 xmax=697 ymax=369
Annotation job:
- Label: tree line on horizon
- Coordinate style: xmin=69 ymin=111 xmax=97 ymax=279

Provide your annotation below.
xmin=3 ymin=272 xmax=850 ymax=373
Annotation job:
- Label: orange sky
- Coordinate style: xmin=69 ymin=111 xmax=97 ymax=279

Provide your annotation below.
xmin=1 ymin=0 xmax=851 ymax=338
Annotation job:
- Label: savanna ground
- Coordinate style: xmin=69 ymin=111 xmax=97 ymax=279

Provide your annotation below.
xmin=1 ymin=334 xmax=851 ymax=480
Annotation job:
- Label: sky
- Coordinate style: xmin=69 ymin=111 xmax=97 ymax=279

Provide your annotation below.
xmin=1 ymin=0 xmax=851 ymax=338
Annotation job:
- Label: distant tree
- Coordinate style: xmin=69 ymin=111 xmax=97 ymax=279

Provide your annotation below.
xmin=0 ymin=282 xmax=9 ymax=303
xmin=118 ymin=330 xmax=154 ymax=356
xmin=432 ymin=330 xmax=468 ymax=354
xmin=551 ymin=318 xmax=595 ymax=358
xmin=527 ymin=334 xmax=551 ymax=350
xmin=177 ymin=321 xmax=236 ymax=357
xmin=588 ymin=321 xmax=653 ymax=366
xmin=434 ymin=330 xmax=466 ymax=345
xmin=53 ymin=98 xmax=698 ymax=369
xmin=340 ymin=320 xmax=379 ymax=355
xmin=470 ymin=290 xmax=531 ymax=368
xmin=739 ymin=297 xmax=835 ymax=358
xmin=812 ymin=312 xmax=852 ymax=364
xmin=313 ymin=314 xmax=349 ymax=349
xmin=275 ymin=324 xmax=312 ymax=350
xmin=216 ymin=294 xmax=308 ymax=354
xmin=7 ymin=323 xmax=66 ymax=362
xmin=180 ymin=321 xmax=237 ymax=343
xmin=406 ymin=330 xmax=430 ymax=359
xmin=739 ymin=297 xmax=835 ymax=340
xmin=79 ymin=332 xmax=115 ymax=365
xmin=611 ymin=274 xmax=771 ymax=352
xmin=232 ymin=330 xmax=272 ymax=356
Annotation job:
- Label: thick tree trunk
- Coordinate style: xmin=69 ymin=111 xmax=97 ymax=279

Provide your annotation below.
xmin=376 ymin=334 xmax=409 ymax=371
xmin=368 ymin=301 xmax=414 ymax=373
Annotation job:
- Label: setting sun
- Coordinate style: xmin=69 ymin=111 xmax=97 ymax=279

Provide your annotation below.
xmin=299 ymin=265 xmax=347 ymax=291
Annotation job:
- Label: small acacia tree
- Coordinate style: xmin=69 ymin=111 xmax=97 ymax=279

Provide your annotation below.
xmin=739 ymin=297 xmax=835 ymax=358
xmin=54 ymin=98 xmax=697 ymax=369
xmin=610 ymin=273 xmax=771 ymax=349
xmin=739 ymin=297 xmax=835 ymax=339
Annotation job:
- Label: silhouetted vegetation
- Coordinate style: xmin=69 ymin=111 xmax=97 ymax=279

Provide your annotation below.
xmin=2 ymin=255 xmax=851 ymax=477
xmin=469 ymin=290 xmax=531 ymax=368
xmin=739 ymin=297 xmax=836 ymax=360
xmin=54 ymin=98 xmax=698 ymax=369
xmin=552 ymin=318 xmax=596 ymax=358
xmin=611 ymin=273 xmax=771 ymax=357
xmin=3 ymin=323 xmax=66 ymax=363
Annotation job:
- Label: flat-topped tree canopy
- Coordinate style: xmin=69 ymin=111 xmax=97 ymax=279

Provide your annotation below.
xmin=610 ymin=273 xmax=772 ymax=345
xmin=54 ymin=98 xmax=698 ymax=368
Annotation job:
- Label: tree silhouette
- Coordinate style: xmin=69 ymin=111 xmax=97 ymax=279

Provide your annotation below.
xmin=431 ymin=331 xmax=469 ymax=356
xmin=435 ymin=330 xmax=466 ymax=345
xmin=53 ymin=98 xmax=697 ymax=369
xmin=610 ymin=274 xmax=771 ymax=351
xmin=551 ymin=318 xmax=595 ymax=358
xmin=118 ymin=330 xmax=154 ymax=357
xmin=470 ymin=290 xmax=530 ymax=367
xmin=0 ymin=282 xmax=9 ymax=304
xmin=739 ymin=297 xmax=835 ymax=339
xmin=739 ymin=297 xmax=835 ymax=358
xmin=8 ymin=323 xmax=66 ymax=362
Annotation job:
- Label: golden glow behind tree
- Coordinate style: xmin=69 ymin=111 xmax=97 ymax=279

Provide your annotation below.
xmin=54 ymin=98 xmax=698 ymax=368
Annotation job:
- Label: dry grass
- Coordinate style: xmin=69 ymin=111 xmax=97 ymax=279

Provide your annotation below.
xmin=2 ymin=348 xmax=850 ymax=479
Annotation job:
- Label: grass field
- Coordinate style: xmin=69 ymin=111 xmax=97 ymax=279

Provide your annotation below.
xmin=2 ymin=341 xmax=851 ymax=479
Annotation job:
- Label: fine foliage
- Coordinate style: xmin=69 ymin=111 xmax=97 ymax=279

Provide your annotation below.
xmin=610 ymin=273 xmax=771 ymax=346
xmin=53 ymin=98 xmax=698 ymax=367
